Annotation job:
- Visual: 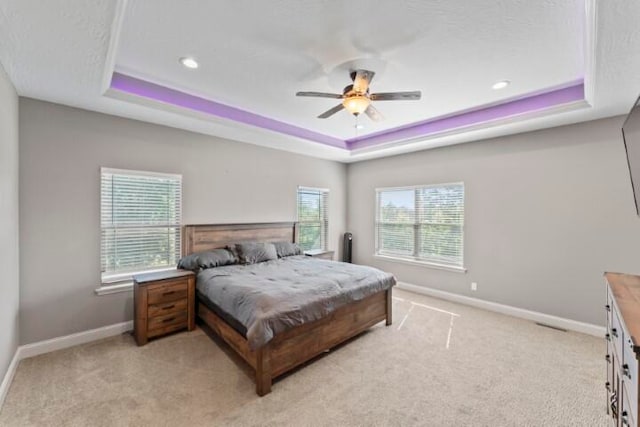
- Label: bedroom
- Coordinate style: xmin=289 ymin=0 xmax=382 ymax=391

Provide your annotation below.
xmin=1 ymin=0 xmax=640 ymax=425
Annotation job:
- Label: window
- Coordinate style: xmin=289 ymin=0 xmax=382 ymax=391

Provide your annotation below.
xmin=101 ymin=168 xmax=182 ymax=284
xmin=297 ymin=187 xmax=329 ymax=251
xmin=375 ymin=183 xmax=464 ymax=269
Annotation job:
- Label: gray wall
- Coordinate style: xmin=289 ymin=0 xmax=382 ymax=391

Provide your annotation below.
xmin=18 ymin=97 xmax=640 ymax=344
xmin=19 ymin=98 xmax=347 ymax=344
xmin=347 ymin=116 xmax=640 ymax=326
xmin=0 ymin=64 xmax=19 ymax=379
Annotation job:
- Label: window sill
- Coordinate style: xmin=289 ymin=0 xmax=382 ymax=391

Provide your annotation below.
xmin=373 ymin=254 xmax=467 ymax=274
xmin=95 ymin=282 xmax=134 ymax=296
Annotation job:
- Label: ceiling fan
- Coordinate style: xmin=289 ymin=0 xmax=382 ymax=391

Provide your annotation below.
xmin=296 ymin=69 xmax=421 ymax=122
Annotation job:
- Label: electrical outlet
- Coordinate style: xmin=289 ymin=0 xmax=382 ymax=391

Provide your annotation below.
xmin=471 ymin=282 xmax=478 ymax=291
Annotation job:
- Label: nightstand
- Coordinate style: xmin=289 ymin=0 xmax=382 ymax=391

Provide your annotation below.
xmin=304 ymin=249 xmax=335 ymax=260
xmin=133 ymin=269 xmax=195 ymax=346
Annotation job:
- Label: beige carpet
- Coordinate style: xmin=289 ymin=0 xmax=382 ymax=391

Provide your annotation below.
xmin=0 ymin=289 xmax=607 ymax=426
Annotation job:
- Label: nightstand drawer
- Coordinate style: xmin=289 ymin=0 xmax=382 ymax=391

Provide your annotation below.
xmin=148 ymin=321 xmax=189 ymax=339
xmin=148 ymin=280 xmax=188 ymax=304
xmin=148 ymin=299 xmax=188 ymax=317
xmin=148 ymin=311 xmax=188 ymax=331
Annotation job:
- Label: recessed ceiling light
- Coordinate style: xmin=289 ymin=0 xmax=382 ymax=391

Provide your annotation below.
xmin=492 ymin=80 xmax=510 ymax=90
xmin=355 ymin=124 xmax=364 ymax=130
xmin=179 ymin=57 xmax=199 ymax=69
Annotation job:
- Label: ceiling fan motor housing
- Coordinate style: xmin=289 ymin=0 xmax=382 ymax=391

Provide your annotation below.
xmin=296 ymin=68 xmax=420 ymax=121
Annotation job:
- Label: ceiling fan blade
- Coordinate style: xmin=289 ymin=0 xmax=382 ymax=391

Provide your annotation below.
xmin=318 ymin=104 xmax=345 ymax=119
xmin=352 ymin=69 xmax=375 ymax=93
xmin=364 ymin=105 xmax=384 ymax=122
xmin=370 ymin=91 xmax=421 ymax=101
xmin=296 ymin=91 xmax=343 ymax=99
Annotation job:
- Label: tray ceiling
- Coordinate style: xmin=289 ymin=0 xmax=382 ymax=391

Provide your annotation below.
xmin=115 ymin=0 xmax=584 ymax=140
xmin=1 ymin=0 xmax=640 ymax=161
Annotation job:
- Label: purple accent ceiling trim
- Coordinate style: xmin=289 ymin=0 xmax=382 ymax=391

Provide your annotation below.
xmin=110 ymin=72 xmax=347 ymax=149
xmin=347 ymin=83 xmax=585 ymax=150
xmin=110 ymin=72 xmax=584 ymax=152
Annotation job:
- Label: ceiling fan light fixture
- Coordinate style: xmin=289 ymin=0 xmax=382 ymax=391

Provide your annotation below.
xmin=296 ymin=68 xmax=420 ymax=120
xmin=343 ymin=95 xmax=370 ymax=115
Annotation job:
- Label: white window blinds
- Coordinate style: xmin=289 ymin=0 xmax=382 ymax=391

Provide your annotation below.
xmin=101 ymin=168 xmax=182 ymax=283
xmin=297 ymin=187 xmax=329 ymax=251
xmin=376 ymin=183 xmax=464 ymax=268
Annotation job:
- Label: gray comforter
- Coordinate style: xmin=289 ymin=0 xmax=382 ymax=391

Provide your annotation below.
xmin=196 ymin=256 xmax=395 ymax=349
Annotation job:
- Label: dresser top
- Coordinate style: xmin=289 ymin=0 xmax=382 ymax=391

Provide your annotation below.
xmin=133 ymin=269 xmax=194 ymax=284
xmin=606 ymin=272 xmax=640 ymax=349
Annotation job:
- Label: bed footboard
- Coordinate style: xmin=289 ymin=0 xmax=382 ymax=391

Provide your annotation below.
xmin=199 ymin=287 xmax=392 ymax=396
xmin=386 ymin=288 xmax=393 ymax=326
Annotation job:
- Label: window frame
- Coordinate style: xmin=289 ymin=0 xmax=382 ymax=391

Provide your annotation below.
xmin=374 ymin=183 xmax=466 ymax=273
xmin=296 ymin=186 xmax=329 ymax=252
xmin=98 ymin=167 xmax=183 ymax=293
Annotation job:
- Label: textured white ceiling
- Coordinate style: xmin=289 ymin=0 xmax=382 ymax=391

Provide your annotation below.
xmin=115 ymin=0 xmax=584 ymax=139
xmin=0 ymin=0 xmax=114 ymax=102
xmin=0 ymin=0 xmax=639 ymax=162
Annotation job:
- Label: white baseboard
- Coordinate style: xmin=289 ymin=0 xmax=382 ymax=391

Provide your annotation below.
xmin=1 ymin=286 xmax=605 ymax=410
xmin=0 ymin=320 xmax=133 ymax=412
xmin=396 ymin=282 xmax=606 ymax=337
xmin=0 ymin=349 xmax=20 ymax=410
xmin=19 ymin=321 xmax=133 ymax=360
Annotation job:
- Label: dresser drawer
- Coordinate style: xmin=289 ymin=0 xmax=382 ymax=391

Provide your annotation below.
xmin=612 ymin=307 xmax=625 ymax=360
xmin=148 ymin=299 xmax=188 ymax=317
xmin=606 ymin=289 xmax=613 ymax=332
xmin=148 ymin=310 xmax=188 ymax=331
xmin=607 ymin=340 xmax=614 ymax=393
xmin=623 ymin=336 xmax=639 ymax=423
xmin=622 ymin=385 xmax=636 ymax=427
xmin=147 ymin=280 xmax=188 ymax=304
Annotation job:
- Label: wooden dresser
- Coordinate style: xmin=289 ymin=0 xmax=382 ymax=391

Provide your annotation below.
xmin=133 ymin=269 xmax=195 ymax=346
xmin=606 ymin=272 xmax=640 ymax=426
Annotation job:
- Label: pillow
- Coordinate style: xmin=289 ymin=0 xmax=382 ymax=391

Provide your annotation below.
xmin=177 ymin=249 xmax=237 ymax=272
xmin=235 ymin=242 xmax=278 ymax=264
xmin=272 ymin=241 xmax=302 ymax=258
xmin=225 ymin=245 xmax=240 ymax=263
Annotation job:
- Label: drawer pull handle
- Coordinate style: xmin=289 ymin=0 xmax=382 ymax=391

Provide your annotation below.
xmin=623 ymin=364 xmax=631 ymax=379
xmin=606 ymin=304 xmax=611 ymax=312
xmin=162 ymin=305 xmax=175 ymax=311
xmin=162 ymin=291 xmax=177 ymax=296
xmin=606 ymin=333 xmax=611 ymax=341
xmin=162 ymin=317 xmax=176 ymax=324
xmin=612 ymin=328 xmax=618 ymax=338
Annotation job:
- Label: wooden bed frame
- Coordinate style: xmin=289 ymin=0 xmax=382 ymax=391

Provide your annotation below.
xmin=182 ymin=222 xmax=392 ymax=396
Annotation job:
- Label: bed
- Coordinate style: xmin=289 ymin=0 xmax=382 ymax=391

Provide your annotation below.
xmin=182 ymin=222 xmax=395 ymax=396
